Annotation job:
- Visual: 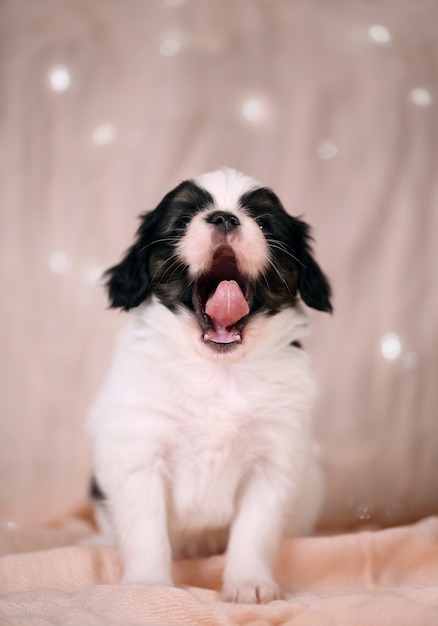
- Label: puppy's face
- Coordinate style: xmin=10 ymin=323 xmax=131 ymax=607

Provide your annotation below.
xmin=105 ymin=169 xmax=331 ymax=358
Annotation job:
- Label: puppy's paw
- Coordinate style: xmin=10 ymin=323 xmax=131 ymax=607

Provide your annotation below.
xmin=222 ymin=579 xmax=281 ymax=604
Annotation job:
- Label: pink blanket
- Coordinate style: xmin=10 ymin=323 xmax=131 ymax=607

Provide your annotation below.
xmin=2 ymin=516 xmax=438 ymax=625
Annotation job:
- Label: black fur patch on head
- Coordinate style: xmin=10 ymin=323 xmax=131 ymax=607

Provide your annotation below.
xmin=105 ymin=176 xmax=331 ymax=320
xmin=104 ymin=180 xmax=213 ymax=311
xmin=240 ymin=187 xmax=332 ymax=314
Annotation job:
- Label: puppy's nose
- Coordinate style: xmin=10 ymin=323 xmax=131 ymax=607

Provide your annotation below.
xmin=206 ymin=211 xmax=240 ymax=233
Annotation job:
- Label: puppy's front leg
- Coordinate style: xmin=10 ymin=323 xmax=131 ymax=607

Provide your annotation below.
xmin=223 ymin=467 xmax=285 ymax=604
xmin=110 ymin=466 xmax=173 ymax=586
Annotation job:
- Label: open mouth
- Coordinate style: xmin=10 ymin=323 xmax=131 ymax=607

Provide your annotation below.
xmin=194 ymin=246 xmax=252 ymax=352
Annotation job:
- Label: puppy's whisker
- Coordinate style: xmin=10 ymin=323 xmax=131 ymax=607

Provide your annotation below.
xmin=150 ymin=257 xmax=180 ymax=284
xmin=266 ymin=257 xmax=294 ymax=296
xmin=259 ymin=271 xmax=271 ymax=293
xmin=138 ymin=238 xmax=180 ymax=254
xmin=267 ymin=239 xmax=306 ymax=269
xmin=151 ymin=255 xmax=185 ymax=286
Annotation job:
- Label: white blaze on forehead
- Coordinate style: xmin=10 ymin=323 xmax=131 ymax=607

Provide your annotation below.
xmin=193 ymin=168 xmax=261 ymax=211
xmin=177 ymin=209 xmax=269 ymax=280
xmin=177 ymin=168 xmax=271 ymax=279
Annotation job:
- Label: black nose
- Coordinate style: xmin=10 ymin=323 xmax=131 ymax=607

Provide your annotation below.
xmin=206 ymin=211 xmax=240 ymax=233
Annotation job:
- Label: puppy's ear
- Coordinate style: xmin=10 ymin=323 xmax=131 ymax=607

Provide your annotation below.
xmin=104 ymin=210 xmax=159 ymax=310
xmin=104 ymin=244 xmax=149 ymax=310
xmin=293 ymin=218 xmax=333 ymax=313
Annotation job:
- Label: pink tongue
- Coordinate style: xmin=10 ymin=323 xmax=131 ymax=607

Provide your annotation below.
xmin=205 ymin=280 xmax=249 ymax=327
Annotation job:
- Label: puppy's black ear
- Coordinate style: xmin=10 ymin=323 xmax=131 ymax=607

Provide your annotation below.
xmin=104 ymin=244 xmax=149 ymax=310
xmin=104 ymin=210 xmax=159 ymax=310
xmin=293 ymin=218 xmax=333 ymax=313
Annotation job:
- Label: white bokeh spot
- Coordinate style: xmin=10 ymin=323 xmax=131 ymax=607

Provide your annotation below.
xmin=160 ymin=39 xmax=182 ymax=57
xmin=403 ymin=351 xmax=419 ymax=370
xmin=49 ymin=65 xmax=71 ymax=92
xmin=368 ymin=24 xmax=392 ymax=45
xmin=86 ymin=265 xmax=104 ymax=285
xmin=163 ymin=0 xmax=187 ymax=6
xmin=380 ymin=332 xmax=402 ymax=360
xmin=410 ymin=88 xmax=432 ymax=107
xmin=242 ymin=98 xmax=266 ymax=123
xmin=49 ymin=251 xmax=70 ymax=274
xmin=317 ymin=141 xmax=338 ymax=160
xmin=92 ymin=124 xmax=118 ymax=146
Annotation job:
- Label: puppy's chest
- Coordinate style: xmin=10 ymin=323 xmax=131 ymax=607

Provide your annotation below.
xmin=166 ymin=394 xmax=255 ymax=523
xmin=170 ymin=403 xmax=251 ymax=479
xmin=170 ymin=371 xmax=253 ymax=454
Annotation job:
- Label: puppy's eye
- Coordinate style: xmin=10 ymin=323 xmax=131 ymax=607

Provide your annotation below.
xmin=255 ymin=218 xmax=270 ymax=231
xmin=176 ymin=216 xmax=191 ymax=229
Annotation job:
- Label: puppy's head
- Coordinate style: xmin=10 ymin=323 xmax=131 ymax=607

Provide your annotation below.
xmin=105 ymin=168 xmax=332 ymax=358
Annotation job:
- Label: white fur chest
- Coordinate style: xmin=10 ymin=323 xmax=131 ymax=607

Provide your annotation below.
xmin=89 ymin=301 xmax=316 ymax=554
xmin=165 ymin=374 xmax=254 ymax=526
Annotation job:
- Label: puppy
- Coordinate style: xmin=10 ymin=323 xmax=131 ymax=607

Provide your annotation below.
xmin=87 ymin=167 xmax=332 ymax=604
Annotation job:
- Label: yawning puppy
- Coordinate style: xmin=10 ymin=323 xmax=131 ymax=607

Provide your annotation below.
xmin=87 ymin=167 xmax=332 ymax=604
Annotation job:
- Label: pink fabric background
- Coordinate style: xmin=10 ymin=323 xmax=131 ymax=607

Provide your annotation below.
xmin=1 ymin=0 xmax=437 ymax=533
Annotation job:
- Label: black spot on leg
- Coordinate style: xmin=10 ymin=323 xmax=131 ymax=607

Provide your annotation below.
xmin=90 ymin=476 xmax=106 ymax=501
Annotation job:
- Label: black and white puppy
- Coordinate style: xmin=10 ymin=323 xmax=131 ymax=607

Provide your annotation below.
xmin=88 ymin=168 xmax=332 ymax=604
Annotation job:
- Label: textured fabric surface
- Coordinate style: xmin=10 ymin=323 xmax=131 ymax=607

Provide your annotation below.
xmin=2 ymin=517 xmax=438 ymax=625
